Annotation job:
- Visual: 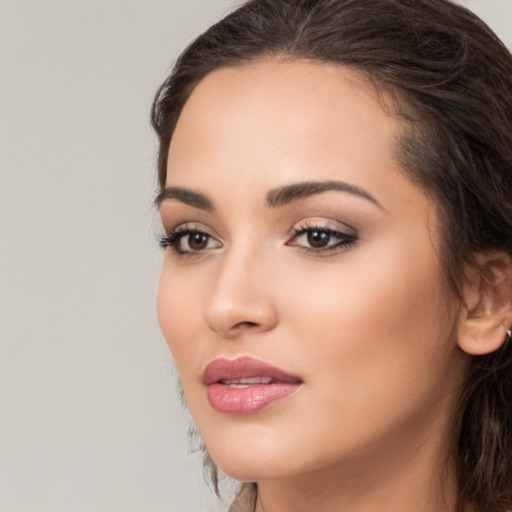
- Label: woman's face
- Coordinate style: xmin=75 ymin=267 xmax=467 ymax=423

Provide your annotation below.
xmin=157 ymin=60 xmax=468 ymax=482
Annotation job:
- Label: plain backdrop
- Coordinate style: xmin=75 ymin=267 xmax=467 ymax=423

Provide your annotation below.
xmin=0 ymin=1 xmax=510 ymax=511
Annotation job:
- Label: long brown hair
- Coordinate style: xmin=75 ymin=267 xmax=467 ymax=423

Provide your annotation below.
xmin=152 ymin=1 xmax=512 ymax=510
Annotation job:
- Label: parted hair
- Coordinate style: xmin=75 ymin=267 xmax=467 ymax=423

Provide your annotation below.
xmin=151 ymin=1 xmax=512 ymax=510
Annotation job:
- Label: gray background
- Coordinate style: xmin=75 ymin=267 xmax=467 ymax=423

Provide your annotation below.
xmin=0 ymin=1 xmax=510 ymax=511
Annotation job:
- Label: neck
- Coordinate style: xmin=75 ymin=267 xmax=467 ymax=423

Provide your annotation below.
xmin=254 ymin=411 xmax=459 ymax=512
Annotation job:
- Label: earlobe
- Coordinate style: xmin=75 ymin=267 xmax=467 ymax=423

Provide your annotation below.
xmin=457 ymin=252 xmax=512 ymax=356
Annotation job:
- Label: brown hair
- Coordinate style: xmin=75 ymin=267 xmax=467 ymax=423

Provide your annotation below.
xmin=151 ymin=1 xmax=512 ymax=510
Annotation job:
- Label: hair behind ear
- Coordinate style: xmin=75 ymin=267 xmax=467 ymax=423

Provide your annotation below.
xmin=457 ymin=252 xmax=512 ymax=356
xmin=456 ymin=342 xmax=512 ymax=512
xmin=455 ymin=252 xmax=512 ymax=512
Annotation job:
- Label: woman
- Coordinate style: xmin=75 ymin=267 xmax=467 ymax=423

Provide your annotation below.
xmin=152 ymin=1 xmax=512 ymax=511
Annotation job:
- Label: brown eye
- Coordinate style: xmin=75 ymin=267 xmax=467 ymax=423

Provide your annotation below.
xmin=164 ymin=228 xmax=222 ymax=255
xmin=307 ymin=230 xmax=331 ymax=248
xmin=187 ymin=232 xmax=209 ymax=251
xmin=178 ymin=231 xmax=218 ymax=252
xmin=287 ymin=224 xmax=358 ymax=255
xmin=160 ymin=227 xmax=222 ymax=255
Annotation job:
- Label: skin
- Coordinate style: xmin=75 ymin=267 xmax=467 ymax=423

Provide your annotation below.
xmin=157 ymin=59 xmax=471 ymax=512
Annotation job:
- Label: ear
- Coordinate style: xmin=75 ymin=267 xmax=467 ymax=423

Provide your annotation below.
xmin=458 ymin=252 xmax=512 ymax=355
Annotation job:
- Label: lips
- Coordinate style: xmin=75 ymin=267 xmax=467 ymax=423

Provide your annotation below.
xmin=202 ymin=356 xmax=303 ymax=414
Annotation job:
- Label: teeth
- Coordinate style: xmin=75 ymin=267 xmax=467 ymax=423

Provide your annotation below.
xmin=221 ymin=377 xmax=273 ymax=388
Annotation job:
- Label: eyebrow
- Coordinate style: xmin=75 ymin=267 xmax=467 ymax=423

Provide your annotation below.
xmin=155 ymin=187 xmax=214 ymax=210
xmin=155 ymin=180 xmax=382 ymax=211
xmin=266 ymin=180 xmax=383 ymax=209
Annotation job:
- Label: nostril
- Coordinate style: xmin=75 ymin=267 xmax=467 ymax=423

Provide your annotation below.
xmin=234 ymin=321 xmax=259 ymax=329
xmin=203 ymin=292 xmax=278 ymax=337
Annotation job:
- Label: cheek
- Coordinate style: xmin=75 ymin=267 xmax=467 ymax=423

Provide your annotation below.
xmin=278 ymin=241 xmax=457 ymax=407
xmin=255 ymin=250 xmax=460 ymax=470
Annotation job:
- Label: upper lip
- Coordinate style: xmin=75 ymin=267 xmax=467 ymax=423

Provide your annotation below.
xmin=202 ymin=356 xmax=303 ymax=385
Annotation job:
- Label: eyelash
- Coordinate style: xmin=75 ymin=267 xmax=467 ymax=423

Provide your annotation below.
xmin=287 ymin=223 xmax=358 ymax=255
xmin=159 ymin=223 xmax=358 ymax=257
xmin=159 ymin=225 xmax=216 ymax=257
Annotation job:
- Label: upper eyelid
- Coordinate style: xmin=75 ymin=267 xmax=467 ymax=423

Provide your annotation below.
xmin=163 ymin=220 xmax=356 ymax=237
xmin=164 ymin=221 xmax=215 ymax=235
xmin=292 ymin=218 xmax=357 ymax=234
xmin=163 ymin=216 xmax=359 ymax=239
xmin=290 ymin=226 xmax=357 ymax=242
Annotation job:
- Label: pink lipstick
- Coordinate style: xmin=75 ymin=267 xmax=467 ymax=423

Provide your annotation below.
xmin=202 ymin=357 xmax=302 ymax=414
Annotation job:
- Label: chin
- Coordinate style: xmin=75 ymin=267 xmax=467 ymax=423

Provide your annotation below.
xmin=198 ymin=421 xmax=326 ymax=484
xmin=211 ymin=450 xmax=300 ymax=483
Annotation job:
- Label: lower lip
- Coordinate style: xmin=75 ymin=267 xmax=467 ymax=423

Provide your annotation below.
xmin=207 ymin=382 xmax=301 ymax=414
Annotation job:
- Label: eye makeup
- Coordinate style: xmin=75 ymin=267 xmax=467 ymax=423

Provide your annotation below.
xmin=287 ymin=221 xmax=358 ymax=255
xmin=159 ymin=224 xmax=222 ymax=257
xmin=159 ymin=218 xmax=359 ymax=259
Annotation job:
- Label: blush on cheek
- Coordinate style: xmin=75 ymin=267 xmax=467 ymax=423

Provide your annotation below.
xmin=157 ymin=275 xmax=197 ymax=359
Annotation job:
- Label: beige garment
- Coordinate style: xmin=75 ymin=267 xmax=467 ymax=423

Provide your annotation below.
xmin=228 ymin=483 xmax=257 ymax=512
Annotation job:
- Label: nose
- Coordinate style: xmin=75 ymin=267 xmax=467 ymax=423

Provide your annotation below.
xmin=202 ymin=248 xmax=278 ymax=339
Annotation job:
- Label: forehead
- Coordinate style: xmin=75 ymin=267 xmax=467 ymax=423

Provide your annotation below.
xmin=169 ymin=59 xmax=395 ymax=163
xmin=165 ymin=59 xmax=417 ymax=215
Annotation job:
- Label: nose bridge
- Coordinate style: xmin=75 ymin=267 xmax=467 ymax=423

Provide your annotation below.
xmin=203 ymin=240 xmax=277 ymax=337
